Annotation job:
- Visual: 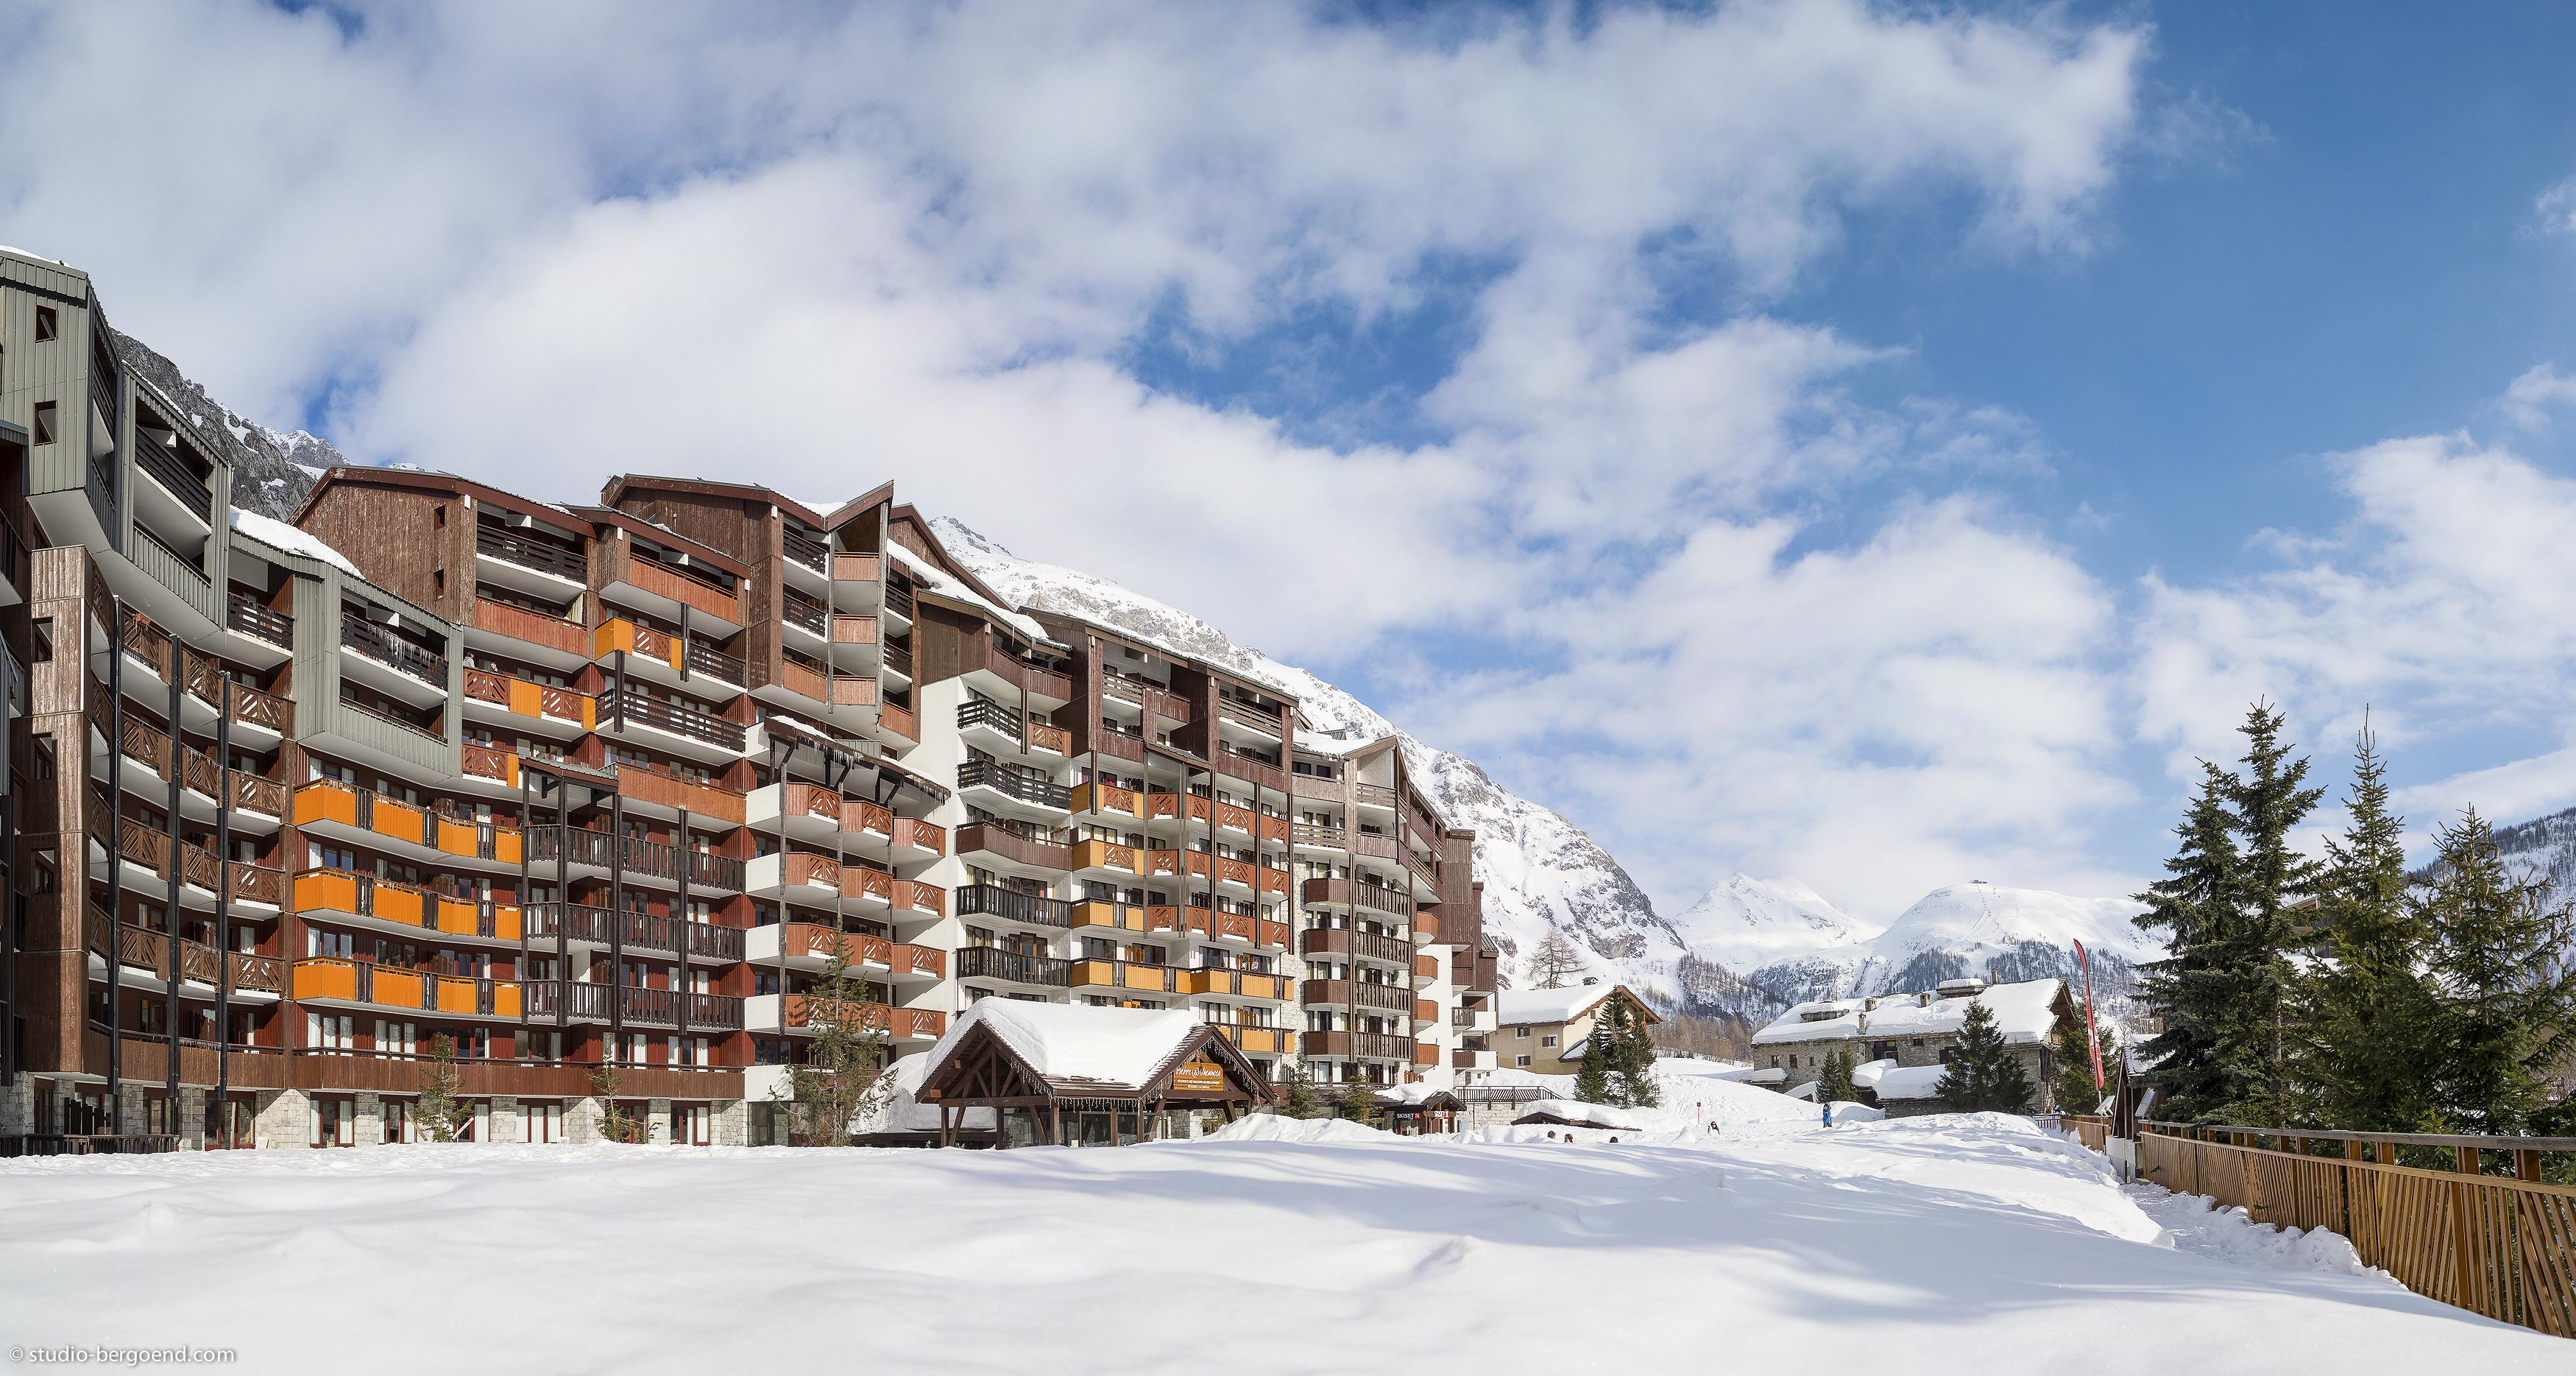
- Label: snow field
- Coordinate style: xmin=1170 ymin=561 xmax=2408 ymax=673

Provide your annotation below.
xmin=1 ymin=1108 xmax=2563 ymax=1375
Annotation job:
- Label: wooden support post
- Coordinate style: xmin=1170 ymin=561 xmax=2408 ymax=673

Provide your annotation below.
xmin=2513 ymin=1149 xmax=2541 ymax=1182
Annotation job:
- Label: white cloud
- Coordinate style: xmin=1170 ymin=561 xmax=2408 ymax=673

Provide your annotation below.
xmin=0 ymin=0 xmax=2177 ymax=921
xmin=2536 ymin=174 xmax=2576 ymax=236
xmin=2498 ymin=363 xmax=2576 ymax=431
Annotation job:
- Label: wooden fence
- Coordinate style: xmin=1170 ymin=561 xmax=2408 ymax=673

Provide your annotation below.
xmin=2132 ymin=1120 xmax=2576 ymax=1338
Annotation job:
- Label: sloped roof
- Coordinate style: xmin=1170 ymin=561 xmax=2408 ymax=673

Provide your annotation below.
xmin=1494 ymin=983 xmax=1660 ymax=1028
xmin=917 ymin=1000 xmax=1271 ymax=1104
xmin=1752 ymin=978 xmax=2068 ymax=1047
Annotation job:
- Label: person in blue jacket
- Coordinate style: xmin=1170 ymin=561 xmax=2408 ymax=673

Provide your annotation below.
xmin=1822 ymin=1099 xmax=1834 ymax=1129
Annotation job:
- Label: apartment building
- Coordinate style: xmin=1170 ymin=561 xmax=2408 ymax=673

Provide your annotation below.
xmin=0 ymin=247 xmax=1496 ymax=1152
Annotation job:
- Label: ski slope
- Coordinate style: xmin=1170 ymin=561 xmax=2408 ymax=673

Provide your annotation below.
xmin=1 ymin=1103 xmax=2557 ymax=1373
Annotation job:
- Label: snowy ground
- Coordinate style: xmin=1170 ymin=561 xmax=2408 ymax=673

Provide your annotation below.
xmin=1 ymin=1095 xmax=2563 ymax=1374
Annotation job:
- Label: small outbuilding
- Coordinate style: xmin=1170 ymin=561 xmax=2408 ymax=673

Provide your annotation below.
xmin=1511 ymin=1098 xmax=1649 ymax=1133
xmin=915 ymin=1001 xmax=1278 ymax=1148
xmin=1379 ymin=1084 xmax=1463 ymax=1135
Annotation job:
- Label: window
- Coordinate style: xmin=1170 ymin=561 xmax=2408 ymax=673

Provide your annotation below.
xmin=34 ymin=306 xmax=56 ymax=342
xmin=1540 ymin=1034 xmax=1557 ymax=1048
xmin=1515 ymin=1054 xmax=1532 ymax=1068
xmin=29 ymin=618 xmax=52 ymax=664
xmin=1515 ymin=1025 xmax=1530 ymax=1039
xmin=31 ymin=401 xmax=55 ymax=446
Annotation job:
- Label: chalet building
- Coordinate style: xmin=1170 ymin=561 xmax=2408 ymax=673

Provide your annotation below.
xmin=0 ymin=249 xmax=1497 ymax=1151
xmin=1746 ymin=976 xmax=2077 ymax=1116
xmin=1492 ymin=982 xmax=1660 ymax=1076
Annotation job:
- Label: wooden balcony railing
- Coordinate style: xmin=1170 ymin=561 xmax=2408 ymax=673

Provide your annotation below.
xmin=1299 ymin=928 xmax=1414 ymax=965
xmin=476 ymin=522 xmax=587 ymax=581
xmin=464 ymin=666 xmax=596 ymax=728
xmin=473 ymin=596 xmax=590 ymax=658
xmin=953 ymin=945 xmax=1072 ymax=987
xmin=1299 ymin=1030 xmax=1414 ymax=1062
xmin=609 ymin=687 xmax=746 ymax=752
xmin=225 ymin=590 xmax=293 ymax=648
xmin=1300 ymin=978 xmax=1412 ymax=1014
xmin=878 ymin=700 xmax=918 ymax=742
xmin=1300 ymin=877 xmax=1411 ymax=917
xmin=340 ymin=613 xmax=448 ymax=686
xmin=955 ymin=822 xmax=1071 ymax=872
xmin=957 ymin=760 xmax=1071 ymax=811
xmin=830 ymin=551 xmax=880 ymax=583
xmin=953 ymin=885 xmax=1072 ymax=929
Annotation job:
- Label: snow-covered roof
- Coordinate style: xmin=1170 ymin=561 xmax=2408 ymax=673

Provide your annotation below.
xmin=1495 ymin=984 xmax=1628 ymax=1026
xmin=233 ymin=507 xmax=361 ymax=578
xmin=1512 ymin=1099 xmax=1648 ymax=1131
xmin=889 ymin=543 xmax=1065 ymax=649
xmin=921 ymin=999 xmax=1203 ymax=1093
xmin=1850 ymin=1057 xmax=1900 ymax=1090
xmin=1872 ymin=1065 xmax=1954 ymax=1101
xmin=1752 ymin=978 xmax=2064 ymax=1048
xmin=862 ymin=1051 xmax=997 ymax=1135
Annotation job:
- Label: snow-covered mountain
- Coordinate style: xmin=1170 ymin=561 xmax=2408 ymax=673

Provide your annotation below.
xmin=1671 ymin=875 xmax=1881 ymax=975
xmin=112 ymin=328 xmax=330 ymax=521
xmin=1744 ymin=880 xmax=2156 ymax=1020
xmin=930 ymin=518 xmax=1777 ymax=1021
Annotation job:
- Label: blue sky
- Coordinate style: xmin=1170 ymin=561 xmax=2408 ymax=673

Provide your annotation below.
xmin=11 ymin=1 xmax=2576 ymax=921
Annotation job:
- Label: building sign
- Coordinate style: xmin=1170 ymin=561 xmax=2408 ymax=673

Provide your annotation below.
xmin=1170 ymin=1059 xmax=1226 ymax=1094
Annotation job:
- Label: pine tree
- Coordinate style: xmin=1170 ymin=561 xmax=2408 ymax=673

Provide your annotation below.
xmin=1278 ymin=1061 xmax=1328 ymax=1119
xmin=1530 ymin=932 xmax=1585 ymax=989
xmin=779 ymin=932 xmax=896 ymax=1146
xmin=2213 ymin=702 xmax=2324 ymax=1123
xmin=2050 ymin=1020 xmax=2117 ymax=1117
xmin=2418 ymin=808 xmax=2576 ymax=1137
xmin=1613 ymin=998 xmax=1661 ymax=1108
xmin=590 ymin=1062 xmax=643 ymax=1145
xmin=1936 ymin=1002 xmax=2034 ymax=1114
xmin=2134 ymin=761 xmax=2242 ymax=1121
xmin=1818 ymin=1046 xmax=1857 ymax=1107
xmin=1331 ymin=1076 xmax=1382 ymax=1127
xmin=2303 ymin=719 xmax=2441 ymax=1132
xmin=414 ymin=1033 xmax=473 ymax=1142
xmin=1574 ymin=1001 xmax=1614 ymax=1104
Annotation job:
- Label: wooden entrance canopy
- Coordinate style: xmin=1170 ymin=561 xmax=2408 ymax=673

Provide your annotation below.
xmin=916 ymin=1001 xmax=1279 ymax=1148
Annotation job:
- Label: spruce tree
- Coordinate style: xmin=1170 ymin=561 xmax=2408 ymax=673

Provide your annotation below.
xmin=1613 ymin=999 xmax=1661 ymax=1108
xmin=1332 ymin=1076 xmax=1382 ymax=1126
xmin=1574 ymin=1002 xmax=1615 ymax=1104
xmin=2418 ymin=808 xmax=2576 ymax=1137
xmin=1936 ymin=1002 xmax=2034 ymax=1114
xmin=2050 ymin=1026 xmax=2112 ymax=1123
xmin=414 ymin=1033 xmax=473 ymax=1143
xmin=590 ymin=1062 xmax=642 ymax=1145
xmin=2303 ymin=720 xmax=2440 ymax=1132
xmin=1278 ymin=1061 xmax=1328 ymax=1120
xmin=2214 ymin=702 xmax=2323 ymax=1123
xmin=2134 ymin=761 xmax=2241 ymax=1121
xmin=1818 ymin=1046 xmax=1856 ymax=1107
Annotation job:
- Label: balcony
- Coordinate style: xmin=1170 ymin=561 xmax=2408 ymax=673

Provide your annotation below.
xmin=1300 ymin=928 xmax=1414 ymax=966
xmin=969 ymin=635 xmax=1073 ymax=706
xmin=955 ymin=822 xmax=1070 ymax=873
xmin=476 ymin=522 xmax=587 ymax=582
xmin=606 ymin=687 xmax=746 ymax=754
xmin=1300 ymin=1031 xmax=1414 ymax=1062
xmin=684 ymin=638 xmax=744 ymax=685
xmin=781 ymin=526 xmax=827 ymax=573
xmin=831 ymin=550 xmax=880 ymax=585
xmin=291 ymin=958 xmax=524 ymax=1019
xmin=954 ymin=945 xmax=1072 ymax=987
xmin=954 ymin=884 xmax=1072 ymax=929
xmin=134 ymin=438 xmax=213 ymax=525
xmin=1301 ymin=979 xmax=1412 ymax=1014
xmin=612 ymin=548 xmax=742 ymax=630
xmin=1215 ymin=748 xmax=1287 ymax=796
xmin=1217 ymin=1026 xmax=1297 ymax=1056
xmin=1071 ymin=959 xmax=1178 ymax=994
xmin=471 ymin=596 xmax=591 ymax=663
xmin=521 ymin=980 xmax=743 ymax=1030
xmin=1071 ymin=780 xmax=1145 ymax=819
xmin=525 ymin=827 xmax=746 ymax=892
xmin=749 ymin=850 xmax=843 ymax=900
xmin=226 ymin=591 xmax=292 ymax=649
xmin=757 ymin=922 xmax=944 ymax=980
xmin=464 ymin=666 xmax=595 ymax=735
xmin=1069 ymin=838 xmax=1143 ymax=877
xmin=1215 ymin=696 xmax=1284 ymax=737
xmin=958 ymin=758 xmax=1071 ymax=814
xmin=523 ymin=903 xmax=746 ymax=962
xmin=1177 ymin=968 xmax=1292 ymax=1001
xmin=1300 ymin=877 xmax=1412 ymax=918
xmin=340 ymin=614 xmax=449 ymax=699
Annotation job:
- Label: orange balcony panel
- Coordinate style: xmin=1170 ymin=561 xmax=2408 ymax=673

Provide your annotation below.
xmin=292 ymin=780 xmax=359 ymax=830
xmin=374 ymin=884 xmax=428 ymax=928
xmin=369 ymin=797 xmax=431 ymax=847
xmin=291 ymin=957 xmax=358 ymax=1003
xmin=1027 ymin=721 xmax=1071 ymax=755
xmin=1069 ymin=959 xmax=1118 ymax=989
xmin=1071 ymin=839 xmax=1141 ymax=875
xmin=595 ymin=618 xmax=682 ymax=671
xmin=507 ymin=677 xmax=545 ymax=719
xmin=291 ymin=869 xmax=359 ymax=915
xmin=1072 ymin=781 xmax=1142 ymax=818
